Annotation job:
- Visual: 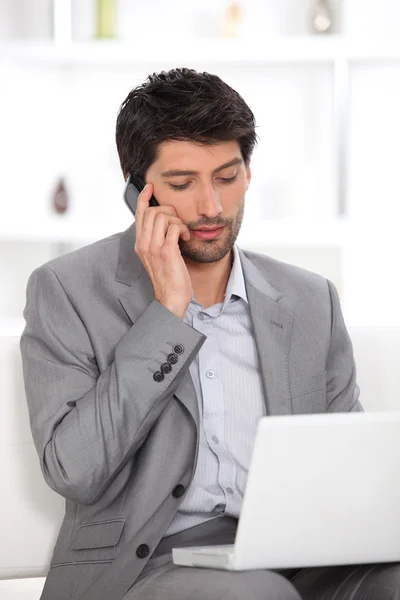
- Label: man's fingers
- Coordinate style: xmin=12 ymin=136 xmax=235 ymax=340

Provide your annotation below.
xmin=138 ymin=212 xmax=189 ymax=254
xmin=150 ymin=214 xmax=190 ymax=251
xmin=136 ymin=183 xmax=153 ymax=215
xmin=164 ymin=222 xmax=187 ymax=247
xmin=134 ymin=183 xmax=153 ymax=237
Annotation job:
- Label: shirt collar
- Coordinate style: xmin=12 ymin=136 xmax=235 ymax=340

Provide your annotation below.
xmin=224 ymin=244 xmax=248 ymax=306
xmin=189 ymin=244 xmax=248 ymax=308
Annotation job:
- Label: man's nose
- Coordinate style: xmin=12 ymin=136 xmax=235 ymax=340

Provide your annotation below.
xmin=197 ymin=184 xmax=222 ymax=218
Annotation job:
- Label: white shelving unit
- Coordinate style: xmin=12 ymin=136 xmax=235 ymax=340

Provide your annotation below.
xmin=0 ymin=218 xmax=123 ymax=244
xmin=2 ymin=36 xmax=398 ymax=249
xmin=0 ymin=214 xmax=350 ymax=247
xmin=2 ymin=1 xmax=400 ymax=328
xmin=3 ymin=37 xmax=400 ymax=66
xmin=0 ymin=318 xmax=25 ymax=337
xmin=3 ymin=34 xmax=398 ymax=251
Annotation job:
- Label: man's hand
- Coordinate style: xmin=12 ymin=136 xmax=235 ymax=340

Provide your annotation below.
xmin=134 ymin=183 xmax=193 ymax=320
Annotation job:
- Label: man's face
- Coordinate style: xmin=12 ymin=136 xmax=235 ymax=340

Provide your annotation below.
xmin=145 ymin=140 xmax=251 ymax=264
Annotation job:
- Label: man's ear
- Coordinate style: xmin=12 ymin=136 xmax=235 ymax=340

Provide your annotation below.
xmin=245 ymin=161 xmax=252 ymax=190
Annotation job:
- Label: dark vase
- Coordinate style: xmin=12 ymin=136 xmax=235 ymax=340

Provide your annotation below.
xmin=52 ymin=177 xmax=69 ymax=214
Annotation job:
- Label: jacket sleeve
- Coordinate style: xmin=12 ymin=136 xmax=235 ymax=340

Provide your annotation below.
xmin=325 ymin=278 xmax=362 ymax=413
xmin=20 ymin=265 xmax=205 ymax=506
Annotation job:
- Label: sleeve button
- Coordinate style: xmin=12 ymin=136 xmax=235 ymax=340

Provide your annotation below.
xmin=173 ymin=344 xmax=185 ymax=355
xmin=153 ymin=371 xmax=164 ymax=383
xmin=161 ymin=362 xmax=172 ymax=374
xmin=167 ymin=353 xmax=178 ymax=365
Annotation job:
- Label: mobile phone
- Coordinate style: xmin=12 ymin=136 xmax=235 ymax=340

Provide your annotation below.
xmin=124 ymin=172 xmax=159 ymax=216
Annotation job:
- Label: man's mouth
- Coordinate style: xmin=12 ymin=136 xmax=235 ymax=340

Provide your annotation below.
xmin=190 ymin=226 xmax=225 ymax=239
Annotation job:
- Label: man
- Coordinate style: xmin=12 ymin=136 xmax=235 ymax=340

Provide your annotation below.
xmin=20 ymin=68 xmax=400 ymax=600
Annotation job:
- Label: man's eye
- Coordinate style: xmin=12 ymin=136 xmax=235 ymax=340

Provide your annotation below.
xmin=168 ymin=174 xmax=237 ymax=192
xmin=169 ymin=182 xmax=190 ymax=191
xmin=219 ymin=175 xmax=237 ymax=184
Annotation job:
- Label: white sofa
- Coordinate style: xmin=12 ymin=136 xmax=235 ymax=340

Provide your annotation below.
xmin=1 ymin=327 xmax=400 ymax=599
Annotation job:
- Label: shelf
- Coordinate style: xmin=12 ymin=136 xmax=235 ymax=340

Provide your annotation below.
xmin=238 ymin=218 xmax=349 ymax=248
xmin=0 ymin=318 xmax=25 ymax=337
xmin=3 ymin=37 xmax=400 ymax=67
xmin=0 ymin=217 xmax=350 ymax=247
xmin=0 ymin=219 xmax=126 ymax=244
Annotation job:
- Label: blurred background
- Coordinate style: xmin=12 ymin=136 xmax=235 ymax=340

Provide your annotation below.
xmin=1 ymin=0 xmax=400 ymax=334
xmin=3 ymin=4 xmax=400 ymax=592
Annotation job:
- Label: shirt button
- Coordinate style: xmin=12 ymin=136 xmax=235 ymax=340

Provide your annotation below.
xmin=226 ymin=487 xmax=234 ymax=495
xmin=214 ymin=503 xmax=226 ymax=514
xmin=172 ymin=484 xmax=185 ymax=498
xmin=212 ymin=435 xmax=219 ymax=444
xmin=206 ymin=370 xmax=215 ymax=379
xmin=136 ymin=544 xmax=150 ymax=559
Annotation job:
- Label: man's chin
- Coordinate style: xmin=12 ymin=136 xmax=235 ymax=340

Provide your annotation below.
xmin=179 ymin=238 xmax=232 ymax=264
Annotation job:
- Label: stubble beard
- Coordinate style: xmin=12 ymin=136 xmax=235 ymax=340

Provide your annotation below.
xmin=178 ymin=201 xmax=244 ymax=264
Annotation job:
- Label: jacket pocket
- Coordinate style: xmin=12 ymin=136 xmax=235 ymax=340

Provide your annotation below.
xmin=290 ymin=371 xmax=327 ymax=413
xmin=290 ymin=371 xmax=326 ymax=399
xmin=68 ymin=518 xmax=125 ymax=551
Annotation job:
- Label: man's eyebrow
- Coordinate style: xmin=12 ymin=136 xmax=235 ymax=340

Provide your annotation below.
xmin=160 ymin=157 xmax=243 ymax=178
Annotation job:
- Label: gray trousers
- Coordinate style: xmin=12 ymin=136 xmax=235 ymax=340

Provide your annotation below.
xmin=123 ymin=517 xmax=400 ymax=600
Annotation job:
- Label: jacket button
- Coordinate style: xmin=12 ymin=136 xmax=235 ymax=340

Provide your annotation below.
xmin=136 ymin=544 xmax=150 ymax=559
xmin=161 ymin=362 xmax=172 ymax=374
xmin=174 ymin=344 xmax=185 ymax=355
xmin=167 ymin=353 xmax=178 ymax=365
xmin=153 ymin=371 xmax=164 ymax=383
xmin=172 ymin=484 xmax=185 ymax=498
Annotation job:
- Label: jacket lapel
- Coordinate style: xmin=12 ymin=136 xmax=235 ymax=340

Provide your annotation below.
xmin=239 ymin=249 xmax=294 ymax=416
xmin=116 ymin=223 xmax=199 ymax=428
xmin=115 ymin=225 xmax=293 ymax=421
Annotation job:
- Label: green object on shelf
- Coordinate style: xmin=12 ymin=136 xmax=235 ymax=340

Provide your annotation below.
xmin=96 ymin=0 xmax=117 ymax=39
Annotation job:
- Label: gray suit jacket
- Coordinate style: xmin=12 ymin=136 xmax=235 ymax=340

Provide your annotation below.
xmin=20 ymin=222 xmax=361 ymax=600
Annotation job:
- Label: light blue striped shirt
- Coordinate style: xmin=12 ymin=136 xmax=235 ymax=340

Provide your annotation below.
xmin=165 ymin=245 xmax=266 ymax=536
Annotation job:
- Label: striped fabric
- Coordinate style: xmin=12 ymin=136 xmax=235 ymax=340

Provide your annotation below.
xmin=165 ymin=244 xmax=266 ymax=536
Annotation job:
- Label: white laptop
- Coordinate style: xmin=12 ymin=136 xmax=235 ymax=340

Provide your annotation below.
xmin=173 ymin=412 xmax=400 ymax=571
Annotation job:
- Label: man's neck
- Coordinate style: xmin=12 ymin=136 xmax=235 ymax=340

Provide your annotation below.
xmin=184 ymin=250 xmax=233 ymax=309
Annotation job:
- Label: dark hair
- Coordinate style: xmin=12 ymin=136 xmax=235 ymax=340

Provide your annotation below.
xmin=115 ymin=67 xmax=259 ymax=180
